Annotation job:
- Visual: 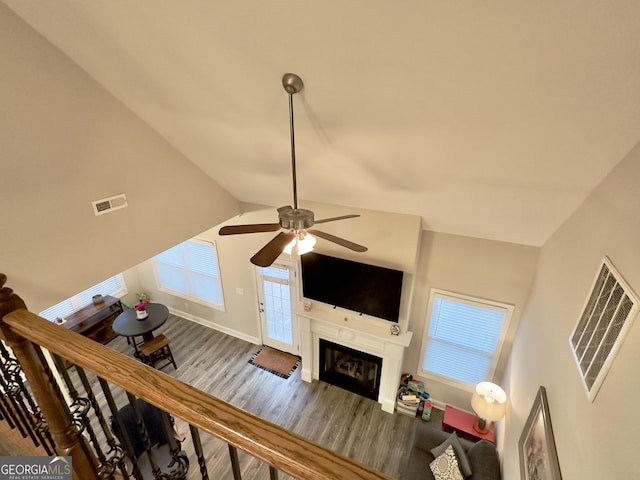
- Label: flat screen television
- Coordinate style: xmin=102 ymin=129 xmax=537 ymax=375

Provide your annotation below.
xmin=300 ymin=252 xmax=403 ymax=322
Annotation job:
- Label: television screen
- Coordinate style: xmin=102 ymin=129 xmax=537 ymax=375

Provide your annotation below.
xmin=300 ymin=252 xmax=403 ymax=322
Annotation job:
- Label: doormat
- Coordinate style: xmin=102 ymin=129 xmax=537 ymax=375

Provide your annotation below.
xmin=248 ymin=346 xmax=300 ymax=379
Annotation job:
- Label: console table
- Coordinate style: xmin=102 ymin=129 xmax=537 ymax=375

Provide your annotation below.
xmin=442 ymin=405 xmax=495 ymax=443
xmin=59 ymin=295 xmax=123 ymax=345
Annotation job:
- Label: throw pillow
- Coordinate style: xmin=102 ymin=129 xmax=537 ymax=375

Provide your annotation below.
xmin=429 ymin=445 xmax=464 ymax=480
xmin=430 ymin=432 xmax=473 ymax=478
xmin=467 ymin=440 xmax=500 ymax=478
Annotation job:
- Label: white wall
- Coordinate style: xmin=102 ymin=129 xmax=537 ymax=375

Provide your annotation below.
xmin=0 ymin=4 xmax=239 ymax=312
xmin=502 ymin=141 xmax=640 ymax=479
xmin=128 ymin=204 xmax=424 ymax=345
xmin=404 ymin=231 xmax=539 ymax=413
xmin=132 ymin=224 xmax=265 ymax=343
xmin=298 ymin=201 xmax=423 ymax=273
xmin=128 ymin=202 xmax=540 ymax=426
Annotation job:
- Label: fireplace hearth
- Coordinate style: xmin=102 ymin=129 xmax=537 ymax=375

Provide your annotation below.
xmin=319 ymin=339 xmax=382 ymax=401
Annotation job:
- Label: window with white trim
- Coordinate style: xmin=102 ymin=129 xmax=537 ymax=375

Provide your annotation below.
xmin=569 ymin=256 xmax=638 ymax=402
xmin=419 ymin=289 xmax=513 ymax=388
xmin=39 ymin=274 xmax=128 ymax=322
xmin=153 ymin=238 xmax=225 ymax=311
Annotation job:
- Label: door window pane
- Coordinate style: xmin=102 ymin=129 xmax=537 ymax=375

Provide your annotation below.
xmin=260 ymin=265 xmax=293 ymax=344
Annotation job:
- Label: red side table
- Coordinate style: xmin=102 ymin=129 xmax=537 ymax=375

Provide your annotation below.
xmin=442 ymin=405 xmax=495 ymax=444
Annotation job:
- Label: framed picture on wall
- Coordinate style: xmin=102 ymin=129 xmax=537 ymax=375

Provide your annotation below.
xmin=519 ymin=386 xmax=562 ymax=480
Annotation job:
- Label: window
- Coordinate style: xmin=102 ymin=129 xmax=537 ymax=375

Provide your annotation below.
xmin=153 ymin=239 xmax=225 ymax=310
xmin=419 ymin=289 xmax=512 ymax=388
xmin=569 ymin=257 xmax=638 ymax=402
xmin=39 ymin=274 xmax=127 ymax=321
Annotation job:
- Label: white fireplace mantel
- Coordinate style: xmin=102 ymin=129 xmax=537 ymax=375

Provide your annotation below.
xmin=295 ymin=301 xmax=412 ymax=414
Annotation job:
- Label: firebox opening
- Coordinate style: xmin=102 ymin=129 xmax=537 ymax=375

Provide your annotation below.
xmin=319 ymin=339 xmax=382 ymax=401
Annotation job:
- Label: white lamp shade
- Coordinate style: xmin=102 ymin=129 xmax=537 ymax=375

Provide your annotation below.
xmin=284 ymin=232 xmax=316 ymax=256
xmin=471 ymin=382 xmax=507 ymax=421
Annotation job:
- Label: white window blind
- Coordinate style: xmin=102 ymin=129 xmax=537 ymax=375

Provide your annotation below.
xmin=569 ymin=257 xmax=638 ymax=402
xmin=39 ymin=274 xmax=127 ymax=321
xmin=420 ymin=289 xmax=512 ymax=387
xmin=153 ymin=239 xmax=224 ymax=310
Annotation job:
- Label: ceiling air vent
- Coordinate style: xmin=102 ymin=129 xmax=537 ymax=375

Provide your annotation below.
xmin=92 ymin=194 xmax=127 ymax=216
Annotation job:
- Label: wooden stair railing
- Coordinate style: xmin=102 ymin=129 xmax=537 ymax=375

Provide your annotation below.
xmin=0 ymin=274 xmax=393 ymax=480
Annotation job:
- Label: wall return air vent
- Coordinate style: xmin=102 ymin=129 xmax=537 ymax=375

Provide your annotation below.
xmin=92 ymin=194 xmax=127 ymax=216
xmin=569 ymin=256 xmax=639 ymax=402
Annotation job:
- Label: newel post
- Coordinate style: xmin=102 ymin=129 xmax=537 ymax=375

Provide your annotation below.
xmin=0 ymin=274 xmax=98 ymax=479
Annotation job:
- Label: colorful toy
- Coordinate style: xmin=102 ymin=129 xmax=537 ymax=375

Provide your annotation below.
xmin=422 ymin=401 xmax=433 ymax=421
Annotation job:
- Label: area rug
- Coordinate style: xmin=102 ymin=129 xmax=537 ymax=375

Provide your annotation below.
xmin=248 ymin=346 xmax=300 ymax=379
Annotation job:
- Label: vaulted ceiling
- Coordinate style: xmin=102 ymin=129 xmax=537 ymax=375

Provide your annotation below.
xmin=4 ymin=1 xmax=640 ymax=246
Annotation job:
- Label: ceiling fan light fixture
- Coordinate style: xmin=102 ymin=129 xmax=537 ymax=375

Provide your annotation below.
xmin=284 ymin=231 xmax=316 ymax=256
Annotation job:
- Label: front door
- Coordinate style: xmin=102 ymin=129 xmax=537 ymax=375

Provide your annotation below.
xmin=255 ymin=260 xmax=299 ymax=355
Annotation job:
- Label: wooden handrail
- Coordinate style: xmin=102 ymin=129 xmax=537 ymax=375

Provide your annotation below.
xmin=3 ymin=309 xmax=393 ymax=480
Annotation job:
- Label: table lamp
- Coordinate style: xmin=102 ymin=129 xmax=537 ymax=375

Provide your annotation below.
xmin=471 ymin=381 xmax=507 ymax=433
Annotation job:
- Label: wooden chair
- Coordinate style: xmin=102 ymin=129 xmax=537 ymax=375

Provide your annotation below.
xmin=139 ymin=334 xmax=177 ymax=370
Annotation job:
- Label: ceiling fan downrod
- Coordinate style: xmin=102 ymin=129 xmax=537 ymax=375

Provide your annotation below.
xmin=282 ymin=73 xmax=304 ymax=210
xmin=217 ymin=72 xmax=367 ymax=267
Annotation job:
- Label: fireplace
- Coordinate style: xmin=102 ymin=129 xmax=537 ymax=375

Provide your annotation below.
xmin=297 ymin=300 xmax=413 ymax=413
xmin=319 ymin=339 xmax=382 ymax=401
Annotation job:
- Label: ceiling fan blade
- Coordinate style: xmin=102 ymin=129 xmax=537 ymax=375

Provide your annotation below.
xmin=219 ymin=224 xmax=281 ymax=235
xmin=308 ymin=229 xmax=368 ymax=253
xmin=314 ymin=214 xmax=360 ymax=224
xmin=250 ymin=231 xmax=296 ymax=267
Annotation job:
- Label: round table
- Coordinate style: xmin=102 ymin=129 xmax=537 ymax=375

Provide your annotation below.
xmin=112 ymin=303 xmax=169 ymax=357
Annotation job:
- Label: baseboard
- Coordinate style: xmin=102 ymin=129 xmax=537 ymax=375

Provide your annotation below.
xmin=167 ymin=307 xmax=261 ymax=345
xmin=429 ymin=398 xmax=447 ymax=411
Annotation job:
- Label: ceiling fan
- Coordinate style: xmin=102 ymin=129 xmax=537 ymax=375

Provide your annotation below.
xmin=219 ymin=73 xmax=367 ymax=267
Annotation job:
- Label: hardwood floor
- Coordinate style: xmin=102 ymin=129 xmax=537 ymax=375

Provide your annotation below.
xmin=3 ymin=314 xmax=445 ymax=479
xmin=127 ymin=314 xmax=444 ymax=480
